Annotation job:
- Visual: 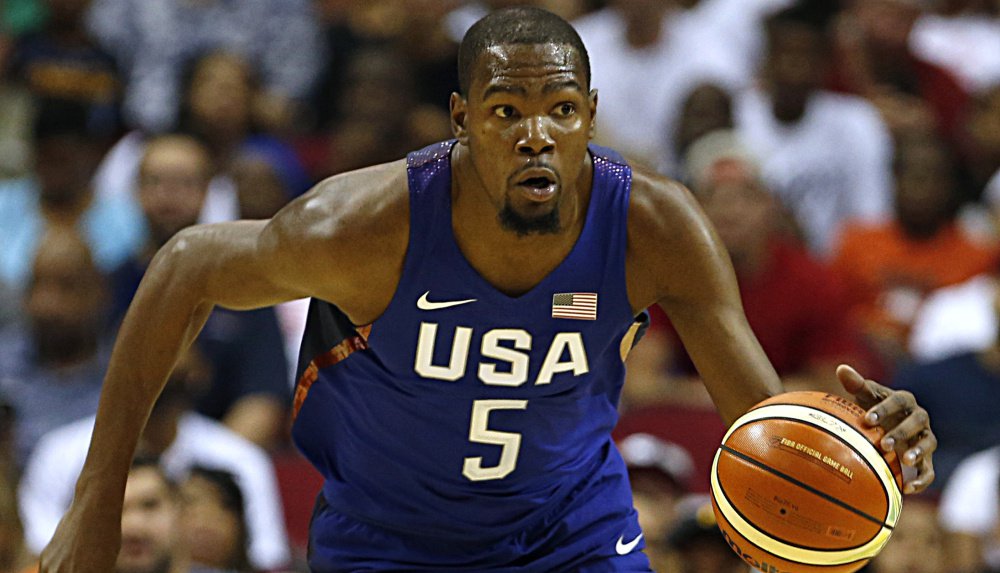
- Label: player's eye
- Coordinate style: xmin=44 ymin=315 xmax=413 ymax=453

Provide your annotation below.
xmin=494 ymin=105 xmax=516 ymax=119
xmin=554 ymin=103 xmax=576 ymax=117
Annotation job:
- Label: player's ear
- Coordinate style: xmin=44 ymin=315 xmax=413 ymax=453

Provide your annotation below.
xmin=450 ymin=92 xmax=469 ymax=143
xmin=587 ymin=89 xmax=598 ymax=139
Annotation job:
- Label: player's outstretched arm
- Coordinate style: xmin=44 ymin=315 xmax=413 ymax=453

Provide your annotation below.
xmin=38 ymin=162 xmax=409 ymax=573
xmin=626 ymin=170 xmax=783 ymax=426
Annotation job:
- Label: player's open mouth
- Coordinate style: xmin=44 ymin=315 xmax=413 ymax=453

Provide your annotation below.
xmin=515 ymin=169 xmax=558 ymax=202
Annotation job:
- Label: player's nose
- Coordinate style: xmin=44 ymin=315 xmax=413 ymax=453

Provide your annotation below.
xmin=516 ymin=116 xmax=555 ymax=157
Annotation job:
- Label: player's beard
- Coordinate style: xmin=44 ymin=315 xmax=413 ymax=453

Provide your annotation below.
xmin=497 ymin=199 xmax=561 ymax=237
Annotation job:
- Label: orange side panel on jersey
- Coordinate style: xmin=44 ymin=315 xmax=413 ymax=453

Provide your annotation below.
xmin=293 ymin=324 xmax=371 ymax=418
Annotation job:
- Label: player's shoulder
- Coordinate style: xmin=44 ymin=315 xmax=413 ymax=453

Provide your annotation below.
xmin=282 ymin=158 xmax=410 ymax=242
xmin=259 ymin=158 xmax=411 ymax=271
xmin=625 ymin=161 xmax=706 ymax=241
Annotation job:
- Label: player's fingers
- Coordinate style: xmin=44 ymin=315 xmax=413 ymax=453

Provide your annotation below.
xmin=836 ymin=364 xmax=891 ymax=414
xmin=904 ymin=457 xmax=936 ymax=494
xmin=901 ymin=428 xmax=937 ymax=467
xmin=835 ymin=364 xmax=867 ymax=396
xmin=863 ymin=387 xmax=916 ymax=429
xmin=879 ymin=407 xmax=932 ymax=454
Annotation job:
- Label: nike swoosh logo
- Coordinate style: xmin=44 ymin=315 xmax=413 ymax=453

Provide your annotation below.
xmin=615 ymin=532 xmax=643 ymax=556
xmin=416 ymin=291 xmax=477 ymax=311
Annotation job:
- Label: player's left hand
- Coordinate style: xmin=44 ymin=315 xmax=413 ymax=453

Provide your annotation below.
xmin=836 ymin=364 xmax=936 ymax=494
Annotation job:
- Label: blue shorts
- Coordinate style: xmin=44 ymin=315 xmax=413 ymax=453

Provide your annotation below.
xmin=307 ymin=476 xmax=653 ymax=572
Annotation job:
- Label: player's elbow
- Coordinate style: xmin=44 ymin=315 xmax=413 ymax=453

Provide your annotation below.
xmin=148 ymin=226 xmax=217 ymax=298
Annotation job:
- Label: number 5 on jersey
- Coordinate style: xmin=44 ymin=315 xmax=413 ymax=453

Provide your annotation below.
xmin=463 ymin=399 xmax=528 ymax=481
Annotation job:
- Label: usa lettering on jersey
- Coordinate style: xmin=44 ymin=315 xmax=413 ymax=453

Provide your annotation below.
xmin=414 ymin=322 xmax=590 ymax=386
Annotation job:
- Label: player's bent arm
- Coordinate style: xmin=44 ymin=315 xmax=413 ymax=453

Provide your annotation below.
xmin=626 ymin=169 xmax=783 ymax=426
xmin=39 ymin=161 xmax=409 ymax=573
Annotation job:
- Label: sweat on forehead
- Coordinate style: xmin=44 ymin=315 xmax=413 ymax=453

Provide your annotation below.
xmin=478 ymin=44 xmax=584 ymax=84
xmin=457 ymin=7 xmax=590 ymax=96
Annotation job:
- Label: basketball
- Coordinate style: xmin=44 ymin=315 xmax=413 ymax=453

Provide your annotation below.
xmin=710 ymin=391 xmax=904 ymax=573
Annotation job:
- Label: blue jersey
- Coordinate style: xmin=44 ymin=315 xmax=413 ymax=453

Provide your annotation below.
xmin=292 ymin=140 xmax=650 ymax=571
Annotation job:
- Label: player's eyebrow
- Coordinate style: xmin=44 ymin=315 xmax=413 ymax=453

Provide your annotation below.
xmin=482 ymin=83 xmax=528 ymax=99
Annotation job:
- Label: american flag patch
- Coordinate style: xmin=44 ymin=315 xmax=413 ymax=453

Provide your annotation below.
xmin=552 ymin=292 xmax=598 ymax=320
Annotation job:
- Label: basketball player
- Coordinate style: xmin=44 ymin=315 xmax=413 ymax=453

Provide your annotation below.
xmin=40 ymin=8 xmax=936 ymax=572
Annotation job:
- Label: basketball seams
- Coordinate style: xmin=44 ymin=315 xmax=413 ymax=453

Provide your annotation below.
xmin=713 ymin=498 xmax=871 ymax=572
xmin=733 ymin=414 xmax=891 ymax=525
xmin=711 ymin=448 xmax=894 ymax=565
xmin=728 ymin=403 xmax=903 ymax=526
xmin=711 ymin=400 xmax=906 ymax=568
xmin=712 ymin=460 xmax=873 ymax=566
xmin=718 ymin=444 xmax=889 ymax=536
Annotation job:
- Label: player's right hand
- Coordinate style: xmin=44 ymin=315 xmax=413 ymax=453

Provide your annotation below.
xmin=38 ymin=502 xmax=122 ymax=573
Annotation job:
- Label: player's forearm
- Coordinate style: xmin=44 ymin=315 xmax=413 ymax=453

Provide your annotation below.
xmin=671 ymin=306 xmax=783 ymax=426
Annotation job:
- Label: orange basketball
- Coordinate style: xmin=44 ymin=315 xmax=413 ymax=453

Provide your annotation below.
xmin=710 ymin=391 xmax=904 ymax=573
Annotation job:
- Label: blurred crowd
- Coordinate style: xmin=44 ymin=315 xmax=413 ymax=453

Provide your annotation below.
xmin=0 ymin=0 xmax=997 ymax=572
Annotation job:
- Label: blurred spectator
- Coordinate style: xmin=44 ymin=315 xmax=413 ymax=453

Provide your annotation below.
xmin=910 ymin=0 xmax=1000 ymax=95
xmin=0 ymin=35 xmax=33 ymax=180
xmin=867 ymin=496 xmax=947 ymax=573
xmin=232 ymin=139 xmax=310 ymax=221
xmin=672 ymin=82 xmax=734 ymax=183
xmin=1 ymin=1 xmax=44 ymax=36
xmin=963 ymin=85 xmax=1000 ymax=209
xmin=115 ymin=459 xmax=187 ymax=573
xmin=618 ymin=433 xmax=694 ymax=572
xmin=834 ymin=0 xmax=971 ymax=144
xmin=0 ymin=228 xmax=109 ymax=467
xmin=893 ymin=284 xmax=1000 ymax=485
xmin=6 ymin=0 xmax=121 ymax=138
xmin=84 ymin=0 xmax=324 ymax=134
xmin=0 ymin=471 xmax=33 ymax=573
xmin=19 ymin=348 xmax=291 ymax=571
xmin=319 ymin=45 xmax=451 ymax=178
xmin=910 ymin=272 xmax=997 ymax=362
xmin=627 ymin=130 xmax=869 ymax=408
xmin=446 ymin=0 xmax=590 ymax=41
xmin=663 ymin=502 xmax=747 ymax=573
xmin=736 ymin=0 xmax=895 ymax=257
xmin=116 ymin=457 xmax=241 ymax=573
xmin=939 ymin=445 xmax=1000 ymax=573
xmin=231 ymin=140 xmax=312 ymax=388
xmin=180 ymin=467 xmax=252 ymax=572
xmin=573 ymin=0 xmax=749 ymax=171
xmin=311 ymin=1 xmax=461 ymax=136
xmin=831 ymin=132 xmax=998 ymax=368
xmin=0 ymin=398 xmax=14 ymax=481
xmin=0 ymin=98 xmax=144 ymax=290
xmin=95 ymin=50 xmax=311 ymax=226
xmin=111 ymin=134 xmax=290 ymax=450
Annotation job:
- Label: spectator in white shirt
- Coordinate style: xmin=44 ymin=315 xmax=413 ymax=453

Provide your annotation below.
xmin=573 ymin=0 xmax=749 ymax=171
xmin=19 ymin=348 xmax=291 ymax=571
xmin=910 ymin=0 xmax=1000 ymax=95
xmin=735 ymin=0 xmax=894 ymax=257
xmin=939 ymin=445 xmax=1000 ymax=573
